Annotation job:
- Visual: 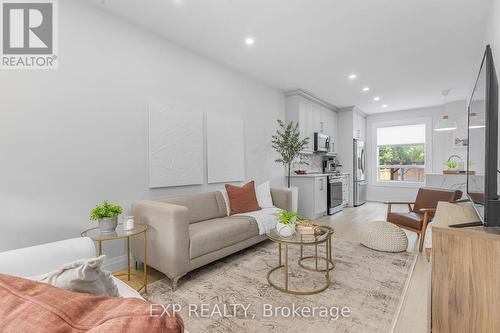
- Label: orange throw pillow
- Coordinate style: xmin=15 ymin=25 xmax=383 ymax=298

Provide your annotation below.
xmin=225 ymin=181 xmax=261 ymax=215
xmin=0 ymin=273 xmax=184 ymax=333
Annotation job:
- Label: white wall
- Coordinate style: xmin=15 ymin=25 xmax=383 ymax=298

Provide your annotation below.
xmin=485 ymin=0 xmax=500 ymax=192
xmin=0 ymin=0 xmax=285 ymax=260
xmin=485 ymin=0 xmax=500 ymax=80
xmin=366 ymin=100 xmax=467 ymax=202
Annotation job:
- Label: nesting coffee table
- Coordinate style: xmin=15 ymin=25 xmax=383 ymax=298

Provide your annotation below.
xmin=266 ymin=226 xmax=334 ymax=295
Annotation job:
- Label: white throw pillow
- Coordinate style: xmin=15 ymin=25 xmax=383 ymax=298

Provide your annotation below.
xmin=256 ymin=181 xmax=274 ymax=208
xmin=219 ymin=189 xmax=231 ymax=215
xmin=29 ymin=255 xmax=119 ymax=297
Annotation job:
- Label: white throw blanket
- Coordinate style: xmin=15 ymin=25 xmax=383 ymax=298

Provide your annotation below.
xmin=236 ymin=207 xmax=281 ymax=235
xmin=29 ymin=255 xmax=119 ymax=297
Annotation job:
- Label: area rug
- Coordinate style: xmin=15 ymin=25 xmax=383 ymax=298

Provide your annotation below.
xmin=145 ymin=238 xmax=417 ymax=333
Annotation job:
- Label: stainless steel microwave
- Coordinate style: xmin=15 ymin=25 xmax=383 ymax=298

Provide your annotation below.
xmin=314 ymin=132 xmax=330 ymax=152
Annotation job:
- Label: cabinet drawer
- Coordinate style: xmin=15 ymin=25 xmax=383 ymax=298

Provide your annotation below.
xmin=314 ymin=177 xmax=328 ymax=215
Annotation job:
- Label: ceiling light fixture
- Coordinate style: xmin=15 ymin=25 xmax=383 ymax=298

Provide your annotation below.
xmin=245 ymin=37 xmax=255 ymax=45
xmin=434 ymin=89 xmax=458 ymax=132
xmin=381 ymin=104 xmax=388 ymax=108
xmin=373 ymin=96 xmax=380 ymax=101
xmin=348 ymin=74 xmax=357 ymax=80
xmin=362 ymin=87 xmax=370 ymax=92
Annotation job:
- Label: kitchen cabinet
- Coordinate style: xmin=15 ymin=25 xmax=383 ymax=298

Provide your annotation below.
xmin=322 ymin=106 xmax=338 ymax=150
xmin=289 ymin=174 xmax=328 ymax=220
xmin=341 ymin=174 xmax=350 ymax=207
xmin=310 ymin=100 xmax=322 ymax=135
xmin=285 ymin=90 xmax=338 ymax=154
xmin=298 ymin=97 xmax=313 ymax=152
xmin=353 ymin=111 xmax=366 ymax=141
xmin=314 ymin=176 xmax=328 ymax=215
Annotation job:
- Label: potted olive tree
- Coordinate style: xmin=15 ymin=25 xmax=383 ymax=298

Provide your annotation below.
xmin=271 ymin=119 xmax=309 ymax=212
xmin=90 ymin=200 xmax=123 ymax=234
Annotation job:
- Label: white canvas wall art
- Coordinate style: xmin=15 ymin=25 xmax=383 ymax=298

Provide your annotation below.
xmin=148 ymin=102 xmax=204 ymax=188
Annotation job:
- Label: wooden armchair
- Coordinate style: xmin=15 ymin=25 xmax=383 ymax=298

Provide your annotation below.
xmin=385 ymin=188 xmax=462 ymax=252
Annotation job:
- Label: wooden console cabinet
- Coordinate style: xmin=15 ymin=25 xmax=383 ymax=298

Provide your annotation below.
xmin=431 ymin=202 xmax=500 ymax=332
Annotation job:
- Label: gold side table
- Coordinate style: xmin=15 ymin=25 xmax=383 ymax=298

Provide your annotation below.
xmin=266 ymin=226 xmax=334 ymax=295
xmin=81 ymin=223 xmax=148 ymax=293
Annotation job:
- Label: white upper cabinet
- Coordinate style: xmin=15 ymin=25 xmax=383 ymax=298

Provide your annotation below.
xmin=353 ymin=111 xmax=366 ymax=141
xmin=299 ymin=97 xmax=314 ymax=152
xmin=312 ymin=102 xmax=322 ymax=134
xmin=285 ymin=91 xmax=338 ymax=154
xmin=321 ymin=106 xmax=337 ymax=144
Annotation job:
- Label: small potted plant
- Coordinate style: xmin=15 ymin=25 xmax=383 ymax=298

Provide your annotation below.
xmin=445 ymin=160 xmax=459 ymax=171
xmin=90 ymin=200 xmax=123 ymax=234
xmin=273 ymin=210 xmax=301 ymax=237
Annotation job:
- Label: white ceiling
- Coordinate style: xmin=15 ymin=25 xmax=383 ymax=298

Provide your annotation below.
xmin=90 ymin=0 xmax=492 ymax=114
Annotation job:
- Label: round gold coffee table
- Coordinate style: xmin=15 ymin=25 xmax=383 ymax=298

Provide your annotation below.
xmin=81 ymin=223 xmax=148 ymax=293
xmin=266 ymin=226 xmax=334 ymax=295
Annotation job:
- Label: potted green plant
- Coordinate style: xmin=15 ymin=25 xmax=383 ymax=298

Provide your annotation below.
xmin=271 ymin=119 xmax=309 ymax=213
xmin=90 ymin=200 xmax=123 ymax=234
xmin=272 ymin=119 xmax=310 ymax=187
xmin=444 ymin=160 xmax=459 ymax=171
xmin=273 ymin=210 xmax=301 ymax=237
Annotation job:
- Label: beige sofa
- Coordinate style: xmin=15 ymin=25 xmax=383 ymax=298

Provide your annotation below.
xmin=131 ymin=188 xmax=292 ymax=289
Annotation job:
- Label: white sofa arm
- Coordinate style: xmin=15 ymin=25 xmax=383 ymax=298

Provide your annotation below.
xmin=0 ymin=237 xmax=96 ymax=278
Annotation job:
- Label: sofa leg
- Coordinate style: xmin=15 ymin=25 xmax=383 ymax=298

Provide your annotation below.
xmin=171 ymin=276 xmax=182 ymax=291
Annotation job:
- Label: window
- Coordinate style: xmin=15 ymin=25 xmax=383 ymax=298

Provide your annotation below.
xmin=377 ymin=124 xmax=426 ymax=183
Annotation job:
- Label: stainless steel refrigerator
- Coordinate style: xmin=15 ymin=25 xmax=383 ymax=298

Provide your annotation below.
xmin=353 ymin=139 xmax=367 ymax=206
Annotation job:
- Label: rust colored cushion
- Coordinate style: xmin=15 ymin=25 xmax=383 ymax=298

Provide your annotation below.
xmin=0 ymin=274 xmax=184 ymax=333
xmin=225 ymin=181 xmax=261 ymax=215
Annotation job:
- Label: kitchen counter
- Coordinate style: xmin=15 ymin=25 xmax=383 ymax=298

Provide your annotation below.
xmin=289 ymin=172 xmax=350 ymax=178
xmin=289 ymin=173 xmax=328 ymax=178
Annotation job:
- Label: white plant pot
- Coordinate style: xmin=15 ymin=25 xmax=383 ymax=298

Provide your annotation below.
xmin=290 ymin=186 xmax=299 ymax=213
xmin=276 ymin=220 xmax=296 ymax=237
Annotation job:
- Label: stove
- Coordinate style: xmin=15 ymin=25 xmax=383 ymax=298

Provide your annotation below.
xmin=326 ymin=173 xmax=343 ymax=214
xmin=324 ymin=171 xmax=342 ymax=177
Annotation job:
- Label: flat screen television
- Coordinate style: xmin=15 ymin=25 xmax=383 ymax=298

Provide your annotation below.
xmin=465 ymin=45 xmax=500 ymax=227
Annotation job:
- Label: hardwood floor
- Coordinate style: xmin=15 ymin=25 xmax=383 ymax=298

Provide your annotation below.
xmin=316 ymin=202 xmax=431 ymax=333
xmin=116 ymin=201 xmax=430 ymax=332
xmin=114 ymin=264 xmax=165 ymax=292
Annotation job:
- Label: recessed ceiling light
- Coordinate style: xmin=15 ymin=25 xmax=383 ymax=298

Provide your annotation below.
xmin=382 ymin=104 xmax=388 ymax=108
xmin=362 ymin=87 xmax=370 ymax=92
xmin=245 ymin=37 xmax=255 ymax=45
xmin=348 ymin=74 xmax=357 ymax=80
xmin=373 ymin=96 xmax=380 ymax=101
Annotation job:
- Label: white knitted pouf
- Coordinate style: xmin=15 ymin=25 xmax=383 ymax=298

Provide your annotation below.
xmin=360 ymin=221 xmax=408 ymax=252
